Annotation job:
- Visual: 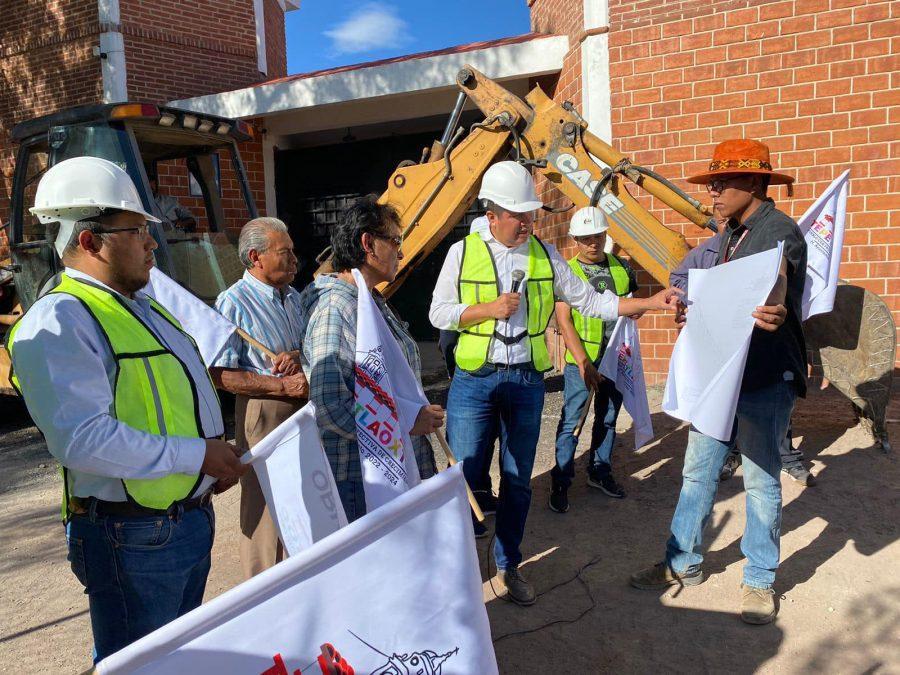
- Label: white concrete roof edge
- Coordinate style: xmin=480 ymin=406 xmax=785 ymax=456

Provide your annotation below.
xmin=169 ymin=34 xmax=569 ymax=120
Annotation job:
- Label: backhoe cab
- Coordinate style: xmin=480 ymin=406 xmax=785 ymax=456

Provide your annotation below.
xmin=0 ymin=102 xmax=258 ymax=394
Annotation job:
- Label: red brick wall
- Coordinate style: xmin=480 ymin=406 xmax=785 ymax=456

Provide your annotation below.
xmin=264 ymin=0 xmax=288 ymax=82
xmin=528 ymin=0 xmax=899 ymax=380
xmin=0 ymin=0 xmax=103 ymax=261
xmin=607 ymin=0 xmax=899 ymax=379
xmin=528 ymin=0 xmax=587 ymax=253
xmin=120 ymin=0 xmax=287 ymax=102
xmin=237 ymin=133 xmax=267 ymax=222
xmin=118 ymin=2 xmax=280 ymax=222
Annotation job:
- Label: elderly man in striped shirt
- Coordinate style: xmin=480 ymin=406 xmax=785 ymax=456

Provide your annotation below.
xmin=210 ymin=217 xmax=309 ymax=578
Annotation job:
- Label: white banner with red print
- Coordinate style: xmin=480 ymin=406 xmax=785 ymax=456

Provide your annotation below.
xmin=352 ymin=268 xmax=426 ymax=512
xmin=95 ymin=466 xmax=497 ymax=675
xmin=598 ymin=317 xmax=654 ymax=449
xmin=798 ymin=169 xmax=849 ymax=320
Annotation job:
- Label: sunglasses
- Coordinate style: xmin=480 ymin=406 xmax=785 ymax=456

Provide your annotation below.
xmin=372 ymin=232 xmax=402 ymax=247
xmin=705 ymin=176 xmax=754 ymax=194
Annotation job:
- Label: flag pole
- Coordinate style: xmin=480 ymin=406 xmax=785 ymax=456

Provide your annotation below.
xmin=433 ymin=429 xmax=485 ymax=522
xmin=574 ymin=389 xmax=594 ymax=440
xmin=236 ymin=328 xmax=278 ymax=360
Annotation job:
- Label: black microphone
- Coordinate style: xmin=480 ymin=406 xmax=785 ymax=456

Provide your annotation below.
xmin=510 ymin=269 xmax=525 ymax=294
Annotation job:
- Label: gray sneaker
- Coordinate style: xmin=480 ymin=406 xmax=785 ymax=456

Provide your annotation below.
xmin=783 ymin=465 xmax=817 ymax=486
xmin=498 ymin=567 xmax=536 ymax=606
xmin=741 ymin=584 xmax=777 ymax=624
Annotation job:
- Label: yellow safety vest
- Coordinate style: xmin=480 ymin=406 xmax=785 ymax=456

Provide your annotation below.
xmin=565 ymin=253 xmax=631 ymax=365
xmin=7 ymin=274 xmax=213 ymax=517
xmin=455 ymin=233 xmax=555 ymax=373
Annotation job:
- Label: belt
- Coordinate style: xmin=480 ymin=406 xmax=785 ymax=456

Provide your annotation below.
xmin=484 ymin=362 xmax=535 ymax=371
xmin=72 ymin=491 xmax=213 ymax=519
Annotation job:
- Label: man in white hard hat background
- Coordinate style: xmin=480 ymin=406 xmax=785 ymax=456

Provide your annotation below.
xmin=549 ymin=206 xmax=639 ymax=514
xmin=6 ymin=156 xmax=246 ymax=662
xmin=429 ymin=160 xmax=683 ymax=606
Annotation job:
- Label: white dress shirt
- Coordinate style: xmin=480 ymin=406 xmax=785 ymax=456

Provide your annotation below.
xmin=429 ymin=228 xmax=620 ymax=365
xmin=10 ymin=268 xmax=222 ymax=501
xmin=469 ymin=215 xmax=490 ymax=236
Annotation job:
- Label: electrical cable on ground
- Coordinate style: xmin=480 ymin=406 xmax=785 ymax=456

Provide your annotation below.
xmin=483 ymin=532 xmax=604 ymax=645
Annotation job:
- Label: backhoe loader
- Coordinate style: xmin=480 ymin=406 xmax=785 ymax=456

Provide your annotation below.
xmin=317 ymin=65 xmax=895 ymax=451
xmin=2 ymin=70 xmax=892 ymax=451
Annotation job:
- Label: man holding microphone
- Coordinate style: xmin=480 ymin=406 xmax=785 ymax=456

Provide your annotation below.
xmin=430 ymin=161 xmax=682 ymax=606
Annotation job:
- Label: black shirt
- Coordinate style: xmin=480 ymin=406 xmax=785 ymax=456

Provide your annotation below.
xmin=716 ymin=199 xmax=808 ymax=397
xmin=576 ymin=253 xmax=639 ymax=354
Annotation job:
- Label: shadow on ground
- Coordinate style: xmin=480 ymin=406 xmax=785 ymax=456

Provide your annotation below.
xmin=471 ymin=383 xmax=898 ymax=673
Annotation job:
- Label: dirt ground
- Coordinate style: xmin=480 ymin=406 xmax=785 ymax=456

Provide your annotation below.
xmin=1 ymin=362 xmax=898 ymax=674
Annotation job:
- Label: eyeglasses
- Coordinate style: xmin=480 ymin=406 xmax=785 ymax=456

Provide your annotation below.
xmin=372 ymin=233 xmax=402 ymax=247
xmin=90 ymin=223 xmax=151 ymax=237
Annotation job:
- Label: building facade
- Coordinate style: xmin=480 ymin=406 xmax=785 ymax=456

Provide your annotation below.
xmin=529 ymin=0 xmax=899 ymax=380
xmin=2 ymin=0 xmax=897 ymax=374
xmin=0 ymin=0 xmax=295 ymax=260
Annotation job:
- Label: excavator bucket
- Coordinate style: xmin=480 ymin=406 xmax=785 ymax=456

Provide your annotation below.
xmin=805 ymin=282 xmax=896 ymax=452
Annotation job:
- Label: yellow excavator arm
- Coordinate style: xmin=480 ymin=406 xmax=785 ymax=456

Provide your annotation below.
xmin=317 ymin=64 xmax=713 ymax=296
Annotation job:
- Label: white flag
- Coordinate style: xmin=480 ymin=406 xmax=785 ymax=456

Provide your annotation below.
xmin=663 ymin=244 xmax=783 ymax=441
xmin=352 ymin=268 xmax=425 ymax=511
xmin=798 ymin=169 xmax=849 ymax=320
xmin=598 ymin=317 xmax=653 ymax=449
xmin=142 ymin=266 xmax=236 ymax=366
xmin=240 ymin=401 xmax=347 ymax=556
xmin=96 ymin=466 xmax=498 ymax=675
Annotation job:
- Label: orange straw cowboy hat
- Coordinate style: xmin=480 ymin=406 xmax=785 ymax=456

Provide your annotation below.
xmin=687 ymin=139 xmax=795 ymax=196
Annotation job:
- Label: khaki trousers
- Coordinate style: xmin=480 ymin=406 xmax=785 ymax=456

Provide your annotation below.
xmin=236 ymin=395 xmax=303 ymax=579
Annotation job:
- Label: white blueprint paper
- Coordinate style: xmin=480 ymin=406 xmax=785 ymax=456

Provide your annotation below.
xmin=662 ymin=243 xmax=783 ymax=441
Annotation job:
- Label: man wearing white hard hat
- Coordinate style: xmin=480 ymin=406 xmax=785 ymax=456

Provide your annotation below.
xmin=549 ymin=206 xmax=638 ymax=514
xmin=430 ymin=161 xmax=682 ymax=606
xmin=6 ymin=156 xmax=246 ymax=662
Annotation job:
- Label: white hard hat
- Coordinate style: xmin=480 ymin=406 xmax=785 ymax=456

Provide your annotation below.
xmin=478 ymin=161 xmax=543 ymax=213
xmin=30 ymin=156 xmax=160 ymax=257
xmin=568 ymin=206 xmax=609 ymax=237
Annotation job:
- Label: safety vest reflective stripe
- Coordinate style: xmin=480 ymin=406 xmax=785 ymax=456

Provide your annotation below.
xmin=456 ymin=233 xmax=556 ymax=373
xmin=7 ymin=274 xmax=208 ymax=516
xmin=565 ymin=254 xmax=630 ymax=365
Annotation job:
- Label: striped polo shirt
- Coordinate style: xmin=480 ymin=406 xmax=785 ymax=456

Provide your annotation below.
xmin=212 ymin=270 xmax=304 ymax=374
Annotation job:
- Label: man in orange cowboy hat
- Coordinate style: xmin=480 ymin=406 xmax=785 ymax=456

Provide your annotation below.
xmin=630 ymin=139 xmax=808 ymax=625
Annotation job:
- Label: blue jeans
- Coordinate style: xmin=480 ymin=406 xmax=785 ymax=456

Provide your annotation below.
xmin=336 ymin=479 xmax=366 ymax=523
xmin=446 ymin=365 xmax=545 ymax=570
xmin=552 ymin=363 xmax=623 ymax=487
xmin=666 ymin=381 xmax=797 ymax=589
xmin=66 ymin=502 xmax=215 ymax=662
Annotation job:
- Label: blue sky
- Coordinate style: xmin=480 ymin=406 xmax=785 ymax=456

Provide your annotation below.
xmin=285 ymin=1 xmax=531 ymax=75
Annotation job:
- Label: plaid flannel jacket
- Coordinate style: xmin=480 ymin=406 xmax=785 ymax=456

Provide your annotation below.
xmin=297 ymin=274 xmax=436 ymax=482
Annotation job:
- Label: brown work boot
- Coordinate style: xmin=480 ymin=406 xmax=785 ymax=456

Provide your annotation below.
xmin=630 ymin=561 xmax=704 ymax=590
xmin=498 ymin=567 xmax=536 ymax=606
xmin=740 ymin=584 xmax=777 ymax=624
